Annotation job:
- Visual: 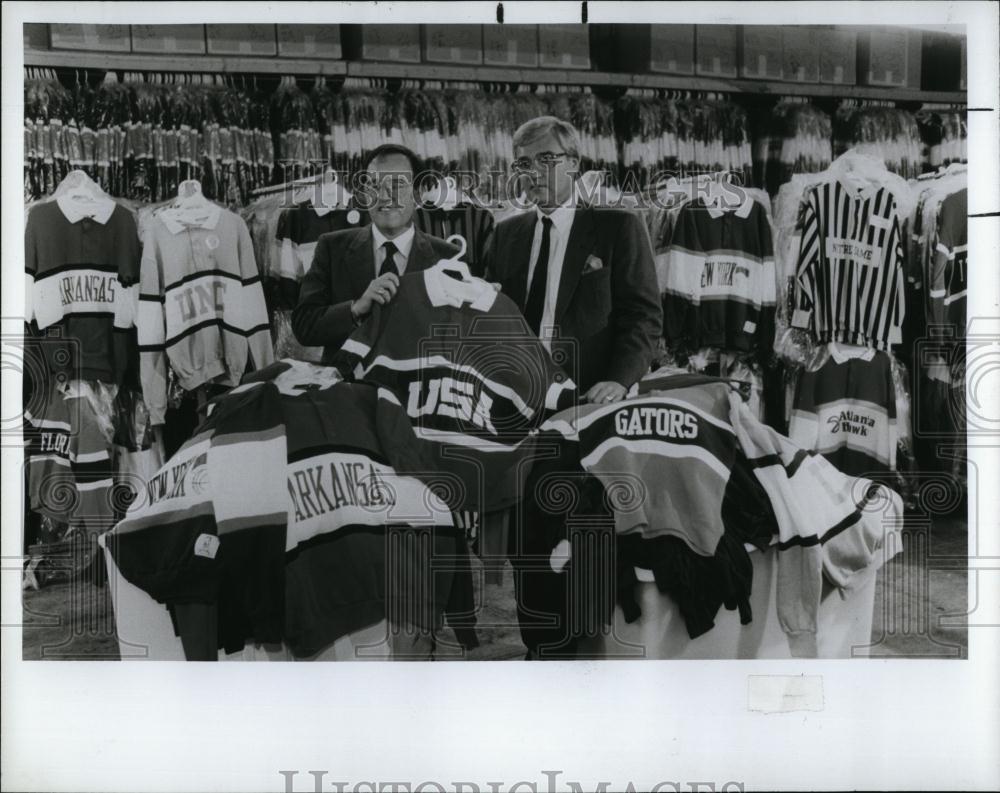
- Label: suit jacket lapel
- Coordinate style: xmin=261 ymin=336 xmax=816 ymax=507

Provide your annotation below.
xmin=555 ymin=207 xmax=596 ymax=323
xmin=408 ymin=229 xmax=438 ymax=273
xmin=347 ymin=227 xmax=375 ymax=294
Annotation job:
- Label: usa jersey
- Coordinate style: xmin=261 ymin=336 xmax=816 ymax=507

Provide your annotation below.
xmin=789 ymin=344 xmax=897 ymax=478
xmin=793 ymin=179 xmax=905 ymax=351
xmin=335 ymin=266 xmax=577 ymax=512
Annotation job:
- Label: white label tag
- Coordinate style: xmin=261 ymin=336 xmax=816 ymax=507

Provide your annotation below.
xmin=194 ymin=534 xmax=220 ymax=559
xmin=743 ymin=320 xmax=757 ymax=334
xmin=889 ymin=325 xmax=902 ymax=345
xmin=834 ymin=65 xmax=844 ymax=83
xmin=792 ymin=309 xmax=812 ymax=329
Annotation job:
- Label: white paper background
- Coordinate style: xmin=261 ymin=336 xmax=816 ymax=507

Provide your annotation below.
xmin=3 ymin=3 xmax=998 ymax=791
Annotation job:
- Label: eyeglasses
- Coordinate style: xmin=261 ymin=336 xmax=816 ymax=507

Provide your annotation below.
xmin=510 ymin=152 xmax=575 ymax=173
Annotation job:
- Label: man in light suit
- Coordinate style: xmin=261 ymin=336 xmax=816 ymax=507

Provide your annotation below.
xmin=292 ymin=144 xmax=459 ymax=363
xmin=482 ymin=116 xmax=663 ymax=658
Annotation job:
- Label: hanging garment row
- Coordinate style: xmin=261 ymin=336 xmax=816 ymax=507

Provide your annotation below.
xmin=28 ymin=70 xmax=967 ymax=207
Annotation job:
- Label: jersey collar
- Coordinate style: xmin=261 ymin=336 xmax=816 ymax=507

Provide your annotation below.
xmin=56 ymin=195 xmax=116 ymax=225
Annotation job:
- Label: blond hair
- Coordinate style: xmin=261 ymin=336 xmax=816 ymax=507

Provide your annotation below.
xmin=512 ymin=116 xmax=581 ymax=158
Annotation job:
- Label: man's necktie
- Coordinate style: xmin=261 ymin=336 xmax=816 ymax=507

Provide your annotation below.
xmin=380 ymin=241 xmax=400 ymax=278
xmin=524 ymin=216 xmax=553 ymax=336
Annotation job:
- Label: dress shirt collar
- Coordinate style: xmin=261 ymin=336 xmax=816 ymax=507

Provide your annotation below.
xmin=535 ymin=200 xmax=576 ymax=238
xmin=372 ymin=223 xmax=416 ymax=261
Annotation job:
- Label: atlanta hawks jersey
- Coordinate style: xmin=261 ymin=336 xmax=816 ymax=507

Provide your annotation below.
xmin=788 ymin=343 xmax=897 ymax=478
xmin=335 ymin=265 xmax=578 ymax=512
xmin=793 ymin=179 xmax=906 ymax=351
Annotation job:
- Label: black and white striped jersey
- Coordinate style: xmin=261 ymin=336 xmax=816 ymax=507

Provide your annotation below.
xmin=793 ymin=179 xmax=906 ymax=351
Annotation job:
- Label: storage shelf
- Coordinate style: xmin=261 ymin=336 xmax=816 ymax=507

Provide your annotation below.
xmin=24 ymin=48 xmax=968 ymax=104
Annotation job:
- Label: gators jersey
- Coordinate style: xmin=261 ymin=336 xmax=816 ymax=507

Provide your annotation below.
xmin=929 ymin=187 xmax=967 ymax=333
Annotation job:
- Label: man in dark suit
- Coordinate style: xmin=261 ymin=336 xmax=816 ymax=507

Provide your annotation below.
xmin=482 ymin=116 xmax=662 ymax=658
xmin=293 ymin=144 xmax=459 ymax=363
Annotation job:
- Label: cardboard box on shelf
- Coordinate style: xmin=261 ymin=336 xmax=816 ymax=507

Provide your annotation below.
xmin=49 ymin=24 xmax=131 ymax=52
xmin=276 ymin=25 xmax=342 ymax=59
xmin=206 ymin=24 xmax=277 ymax=56
xmin=131 ymin=25 xmax=206 ymax=55
xmin=817 ymin=28 xmax=857 ymax=85
xmin=695 ymin=25 xmax=739 ymax=78
xmin=781 ymin=27 xmax=819 ymax=83
xmin=357 ymin=24 xmax=421 ymax=63
xmin=857 ymin=27 xmax=922 ymax=88
xmin=740 ymin=25 xmax=783 ymax=80
xmin=539 ymin=24 xmax=590 ymax=70
xmin=24 ymin=23 xmax=49 ymax=51
xmin=649 ymin=24 xmax=696 ymax=74
xmin=483 ymin=25 xmax=539 ymax=67
xmin=423 ymin=25 xmax=483 ymax=65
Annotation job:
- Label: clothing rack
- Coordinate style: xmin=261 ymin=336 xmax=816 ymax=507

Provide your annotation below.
xmin=23 ymin=49 xmax=968 ymax=105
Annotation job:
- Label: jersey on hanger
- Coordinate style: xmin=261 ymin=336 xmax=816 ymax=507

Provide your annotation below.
xmin=929 ymin=187 xmax=967 ymax=334
xmin=275 ymin=198 xmax=370 ymax=308
xmin=335 ymin=266 xmax=577 ymax=512
xmin=25 ymin=379 xmax=115 ymax=530
xmin=663 ymin=197 xmax=777 ymax=358
xmin=789 ymin=344 xmax=898 ymax=479
xmin=793 ymin=179 xmax=906 ymax=351
xmin=25 ymin=200 xmax=140 ymax=384
xmin=137 ymin=206 xmax=274 ymax=425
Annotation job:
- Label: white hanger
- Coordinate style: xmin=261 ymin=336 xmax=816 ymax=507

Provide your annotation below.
xmin=433 ymin=234 xmax=471 ymax=281
xmin=176 ymin=179 xmax=208 ymax=209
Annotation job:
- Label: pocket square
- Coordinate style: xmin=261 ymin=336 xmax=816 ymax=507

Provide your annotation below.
xmin=583 ymin=255 xmax=604 ymax=273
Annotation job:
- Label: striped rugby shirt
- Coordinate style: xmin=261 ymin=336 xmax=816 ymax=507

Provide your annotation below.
xmin=415 ymin=203 xmax=496 ymax=278
xmin=137 ymin=205 xmax=274 ymax=425
xmin=334 ymin=265 xmax=577 ymax=512
xmin=25 ymin=379 xmax=115 ymax=529
xmin=662 ymin=196 xmax=776 ymax=357
xmin=793 ymin=178 xmax=906 ymax=351
xmin=275 ymin=199 xmax=369 ymax=308
xmin=24 ymin=199 xmax=140 ymax=384
xmin=789 ymin=343 xmax=897 ymax=478
xmin=929 ymin=187 xmax=967 ymax=333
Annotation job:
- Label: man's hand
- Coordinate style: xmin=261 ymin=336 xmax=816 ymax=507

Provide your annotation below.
xmin=584 ymin=381 xmax=627 ymax=404
xmin=352 ymin=273 xmax=400 ymax=318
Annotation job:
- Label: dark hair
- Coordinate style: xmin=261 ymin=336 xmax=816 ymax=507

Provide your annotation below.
xmin=363 ymin=144 xmax=424 ymax=175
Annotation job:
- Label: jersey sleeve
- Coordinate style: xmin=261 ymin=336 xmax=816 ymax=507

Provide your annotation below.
xmin=333 ymin=300 xmax=385 ymax=379
xmin=114 ymin=208 xmax=141 ymax=286
xmin=236 ymin=216 xmax=275 ymax=372
xmin=755 ymin=203 xmax=778 ymax=360
xmin=928 ymin=201 xmax=957 ymax=331
xmin=792 ymin=191 xmax=821 ymax=330
xmin=24 ymin=209 xmax=37 ymax=325
xmin=886 ymin=212 xmax=906 ymax=346
xmin=137 ymin=227 xmax=169 ymax=426
xmin=663 ymin=203 xmax=702 ymax=345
